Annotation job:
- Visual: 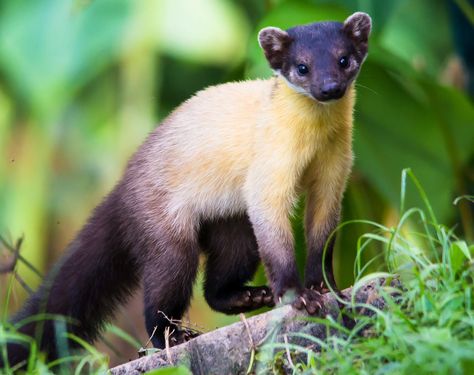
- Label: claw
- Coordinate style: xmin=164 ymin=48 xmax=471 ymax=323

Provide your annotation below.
xmin=244 ymin=290 xmax=252 ymax=303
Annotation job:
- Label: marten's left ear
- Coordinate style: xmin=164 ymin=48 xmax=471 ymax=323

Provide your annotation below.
xmin=258 ymin=27 xmax=292 ymax=71
xmin=343 ymin=12 xmax=371 ymax=54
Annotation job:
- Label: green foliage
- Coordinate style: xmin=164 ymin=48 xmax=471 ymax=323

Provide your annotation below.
xmin=257 ymin=170 xmax=474 ymax=374
xmin=0 ymin=0 xmax=472 ymax=370
xmin=144 ymin=366 xmax=192 ymax=375
xmin=0 ymin=0 xmax=248 ymax=118
xmin=0 ymin=322 xmax=110 ymax=374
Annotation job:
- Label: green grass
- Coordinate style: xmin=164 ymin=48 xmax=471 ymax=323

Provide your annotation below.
xmin=256 ymin=169 xmax=474 ymax=374
xmin=1 ymin=169 xmax=473 ymax=374
xmin=0 ymin=321 xmax=110 ymax=374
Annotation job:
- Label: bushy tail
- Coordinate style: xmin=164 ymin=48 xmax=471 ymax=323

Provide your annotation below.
xmin=3 ymin=187 xmax=141 ymax=368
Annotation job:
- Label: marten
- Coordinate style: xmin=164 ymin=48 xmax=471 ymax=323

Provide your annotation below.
xmin=2 ymin=12 xmax=371 ymax=367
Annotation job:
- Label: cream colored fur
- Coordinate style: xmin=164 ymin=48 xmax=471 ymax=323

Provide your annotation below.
xmin=127 ymin=76 xmax=354 ymax=248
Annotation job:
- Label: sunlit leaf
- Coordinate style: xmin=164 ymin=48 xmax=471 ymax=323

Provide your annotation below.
xmin=145 ymin=366 xmax=192 ymax=375
xmin=0 ymin=0 xmax=133 ymax=118
xmin=157 ymin=0 xmax=250 ymax=65
xmin=379 ymin=0 xmax=453 ymax=76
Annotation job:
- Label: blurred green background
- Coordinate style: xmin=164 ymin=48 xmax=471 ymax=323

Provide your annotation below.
xmin=0 ymin=0 xmax=473 ymax=367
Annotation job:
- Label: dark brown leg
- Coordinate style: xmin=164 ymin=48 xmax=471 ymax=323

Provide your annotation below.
xmin=199 ymin=214 xmax=274 ymax=314
xmin=142 ymin=232 xmax=200 ymax=349
xmin=305 ymin=235 xmax=338 ymax=293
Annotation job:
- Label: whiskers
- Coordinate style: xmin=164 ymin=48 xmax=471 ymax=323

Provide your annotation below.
xmin=355 ymin=82 xmax=379 ymax=95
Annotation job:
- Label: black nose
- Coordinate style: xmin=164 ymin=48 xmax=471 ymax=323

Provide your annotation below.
xmin=319 ymin=82 xmax=344 ymax=101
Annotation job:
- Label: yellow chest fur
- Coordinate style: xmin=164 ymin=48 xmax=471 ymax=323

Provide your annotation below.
xmin=253 ymin=78 xmax=354 ymax=191
xmin=138 ymin=77 xmax=355 ymax=226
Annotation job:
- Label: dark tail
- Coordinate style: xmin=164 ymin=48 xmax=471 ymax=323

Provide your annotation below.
xmin=3 ymin=186 xmax=141 ymax=368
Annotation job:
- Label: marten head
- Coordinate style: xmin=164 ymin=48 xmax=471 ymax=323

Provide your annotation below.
xmin=258 ymin=12 xmax=371 ymax=102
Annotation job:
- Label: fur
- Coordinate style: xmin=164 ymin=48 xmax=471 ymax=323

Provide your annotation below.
xmin=2 ymin=12 xmax=371 ymax=368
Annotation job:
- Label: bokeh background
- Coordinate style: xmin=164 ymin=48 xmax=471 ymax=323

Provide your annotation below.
xmin=0 ymin=0 xmax=473 ymax=367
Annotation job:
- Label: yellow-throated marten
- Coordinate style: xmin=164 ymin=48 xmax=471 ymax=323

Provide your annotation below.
xmin=4 ymin=12 xmax=371 ymax=366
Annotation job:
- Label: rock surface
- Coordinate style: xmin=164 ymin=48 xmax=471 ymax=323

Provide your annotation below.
xmin=111 ymin=279 xmax=390 ymax=374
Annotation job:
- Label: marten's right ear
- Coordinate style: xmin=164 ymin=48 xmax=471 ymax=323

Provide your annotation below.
xmin=258 ymin=27 xmax=292 ymax=70
xmin=343 ymin=12 xmax=371 ymax=56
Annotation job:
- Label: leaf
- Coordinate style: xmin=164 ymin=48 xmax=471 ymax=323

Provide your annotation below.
xmin=353 ymin=47 xmax=474 ymax=223
xmin=105 ymin=324 xmax=142 ymax=349
xmin=310 ymin=0 xmax=402 ymax=34
xmin=378 ymin=0 xmax=453 ymax=77
xmin=0 ymin=0 xmax=133 ymax=118
xmin=0 ymin=0 xmax=250 ymax=119
xmin=145 ymin=366 xmax=192 ymax=375
xmin=424 ymin=82 xmax=474 ymax=165
xmin=157 ymin=0 xmax=250 ymax=65
xmin=450 ymin=241 xmax=472 ymax=275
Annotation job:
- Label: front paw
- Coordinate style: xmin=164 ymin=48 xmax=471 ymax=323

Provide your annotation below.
xmin=307 ymin=281 xmax=331 ymax=294
xmin=235 ymin=286 xmax=275 ymax=310
xmin=292 ymin=288 xmax=324 ymax=315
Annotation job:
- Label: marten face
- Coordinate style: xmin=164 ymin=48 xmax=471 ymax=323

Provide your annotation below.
xmin=259 ymin=12 xmax=371 ymax=102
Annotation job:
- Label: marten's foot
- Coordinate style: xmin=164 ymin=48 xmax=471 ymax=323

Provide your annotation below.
xmin=309 ymin=281 xmax=333 ymax=294
xmin=226 ymin=286 xmax=275 ymax=312
xmin=237 ymin=286 xmax=275 ymax=310
xmin=307 ymin=282 xmax=347 ymax=305
xmin=292 ymin=288 xmax=324 ymax=315
xmin=208 ymin=286 xmax=274 ymax=314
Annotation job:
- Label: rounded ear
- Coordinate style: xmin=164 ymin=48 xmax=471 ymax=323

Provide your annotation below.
xmin=343 ymin=12 xmax=372 ymax=48
xmin=258 ymin=26 xmax=292 ymax=70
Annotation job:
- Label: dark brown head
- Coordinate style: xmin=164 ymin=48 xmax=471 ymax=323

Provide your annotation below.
xmin=258 ymin=12 xmax=371 ymax=102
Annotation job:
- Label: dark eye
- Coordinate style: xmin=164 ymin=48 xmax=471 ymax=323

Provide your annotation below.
xmin=339 ymin=56 xmax=349 ymax=68
xmin=297 ymin=64 xmax=309 ymax=75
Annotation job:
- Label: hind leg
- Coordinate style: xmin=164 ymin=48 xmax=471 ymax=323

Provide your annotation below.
xmin=199 ymin=214 xmax=274 ymax=314
xmin=142 ymin=231 xmax=200 ymax=349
